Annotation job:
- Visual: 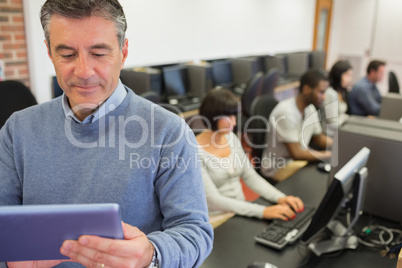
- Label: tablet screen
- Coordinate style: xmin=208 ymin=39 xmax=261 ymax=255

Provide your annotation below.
xmin=0 ymin=203 xmax=124 ymax=262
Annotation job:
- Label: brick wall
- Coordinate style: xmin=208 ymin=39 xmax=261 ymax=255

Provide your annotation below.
xmin=0 ymin=0 xmax=30 ymax=87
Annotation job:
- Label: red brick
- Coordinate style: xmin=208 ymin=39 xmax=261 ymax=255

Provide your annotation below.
xmin=0 ymin=16 xmax=8 ymax=22
xmin=0 ymin=52 xmax=13 ymax=59
xmin=5 ymin=69 xmax=14 ymax=77
xmin=18 ymin=68 xmax=29 ymax=76
xmin=0 ymin=7 xmax=22 ymax=13
xmin=4 ymin=43 xmax=25 ymax=50
xmin=0 ymin=34 xmax=11 ymax=41
xmin=1 ymin=25 xmax=24 ymax=32
xmin=14 ymin=34 xmax=25 ymax=41
xmin=16 ymin=51 xmax=26 ymax=58
xmin=12 ymin=15 xmax=23 ymax=23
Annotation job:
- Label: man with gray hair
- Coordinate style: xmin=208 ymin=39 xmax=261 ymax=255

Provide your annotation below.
xmin=0 ymin=0 xmax=213 ymax=267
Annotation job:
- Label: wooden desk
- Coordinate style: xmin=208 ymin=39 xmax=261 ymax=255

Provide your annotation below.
xmin=200 ymin=164 xmax=399 ymax=268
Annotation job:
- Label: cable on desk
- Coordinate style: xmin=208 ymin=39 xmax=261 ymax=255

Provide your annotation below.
xmin=357 ymin=224 xmax=402 ymax=259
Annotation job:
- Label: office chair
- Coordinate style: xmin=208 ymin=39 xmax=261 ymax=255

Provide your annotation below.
xmin=241 ymin=71 xmax=264 ymax=118
xmin=260 ymin=68 xmax=279 ymax=96
xmin=0 ymin=80 xmax=37 ymax=129
xmin=248 ymin=95 xmax=278 ymax=173
xmin=388 ymin=71 xmax=400 ymax=93
xmin=234 ymin=72 xmax=264 ymax=134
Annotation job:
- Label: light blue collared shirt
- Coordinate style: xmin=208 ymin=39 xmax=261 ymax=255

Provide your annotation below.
xmin=62 ymin=80 xmax=127 ymax=124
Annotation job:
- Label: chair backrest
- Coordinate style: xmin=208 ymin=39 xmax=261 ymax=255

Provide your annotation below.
xmin=261 ymin=68 xmax=280 ymax=96
xmin=247 ymin=95 xmax=278 ymax=168
xmin=0 ymin=80 xmax=37 ymax=129
xmin=388 ymin=71 xmax=400 ymax=93
xmin=241 ymin=72 xmax=264 ymax=117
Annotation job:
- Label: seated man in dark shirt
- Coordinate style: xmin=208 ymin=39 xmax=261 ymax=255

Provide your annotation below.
xmin=348 ymin=60 xmax=386 ymax=116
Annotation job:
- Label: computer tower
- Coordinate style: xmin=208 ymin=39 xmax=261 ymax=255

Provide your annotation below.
xmin=265 ymin=54 xmax=287 ymax=76
xmin=309 ymin=50 xmax=326 ymax=71
xmin=120 ymin=68 xmax=162 ymax=96
xmin=186 ymin=63 xmax=213 ymax=99
xmin=230 ymin=57 xmax=261 ymax=86
xmin=287 ymin=52 xmax=310 ymax=78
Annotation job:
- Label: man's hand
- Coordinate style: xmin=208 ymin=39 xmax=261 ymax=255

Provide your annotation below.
xmin=60 ymin=222 xmax=154 ymax=268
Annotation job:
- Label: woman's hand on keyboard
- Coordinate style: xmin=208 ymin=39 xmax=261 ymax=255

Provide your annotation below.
xmin=263 ymin=204 xmax=295 ymax=221
xmin=277 ymin=196 xmax=304 ymax=213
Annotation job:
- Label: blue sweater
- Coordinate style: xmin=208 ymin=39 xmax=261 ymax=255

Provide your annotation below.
xmin=0 ymin=90 xmax=213 ymax=267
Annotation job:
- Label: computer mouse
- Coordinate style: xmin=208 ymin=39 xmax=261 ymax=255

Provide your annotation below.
xmin=247 ymin=261 xmax=278 ymax=268
xmin=317 ymin=162 xmax=331 ymax=173
xmin=168 ymin=98 xmax=179 ymax=105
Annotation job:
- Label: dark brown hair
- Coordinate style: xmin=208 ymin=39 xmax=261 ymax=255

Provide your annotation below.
xmin=199 ymin=88 xmax=239 ymax=131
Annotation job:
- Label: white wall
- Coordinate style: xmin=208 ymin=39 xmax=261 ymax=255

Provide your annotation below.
xmin=327 ymin=0 xmax=376 ymax=78
xmin=24 ymin=0 xmax=316 ymax=103
xmin=328 ymin=0 xmax=402 ymax=94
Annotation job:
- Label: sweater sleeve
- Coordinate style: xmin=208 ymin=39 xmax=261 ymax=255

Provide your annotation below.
xmin=0 ymin=115 xmax=23 ymax=206
xmin=230 ymin=134 xmax=286 ymax=203
xmin=146 ymin=122 xmax=213 ymax=268
xmin=323 ymin=87 xmax=341 ymax=126
xmin=200 ymin=158 xmax=267 ymax=219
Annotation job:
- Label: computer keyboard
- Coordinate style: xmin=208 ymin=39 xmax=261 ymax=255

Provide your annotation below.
xmin=254 ymin=205 xmax=316 ymax=250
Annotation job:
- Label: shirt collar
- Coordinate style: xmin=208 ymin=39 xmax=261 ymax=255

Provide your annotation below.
xmin=62 ymin=80 xmax=127 ymax=124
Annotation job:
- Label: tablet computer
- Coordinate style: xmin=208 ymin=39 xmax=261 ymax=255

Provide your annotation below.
xmin=0 ymin=203 xmax=124 ymax=262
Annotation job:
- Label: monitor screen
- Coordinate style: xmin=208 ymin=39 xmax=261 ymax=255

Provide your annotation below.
xmin=162 ymin=65 xmax=189 ymax=98
xmin=300 ymin=147 xmax=370 ymax=254
xmin=211 ymin=60 xmax=233 ymax=88
xmin=52 ymin=76 xmax=63 ymax=98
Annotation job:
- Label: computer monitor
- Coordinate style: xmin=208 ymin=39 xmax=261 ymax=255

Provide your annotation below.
xmin=300 ymin=147 xmax=370 ymax=256
xmin=210 ymin=60 xmax=233 ymax=88
xmin=379 ymin=92 xmax=402 ymax=121
xmin=162 ymin=64 xmax=190 ymax=99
